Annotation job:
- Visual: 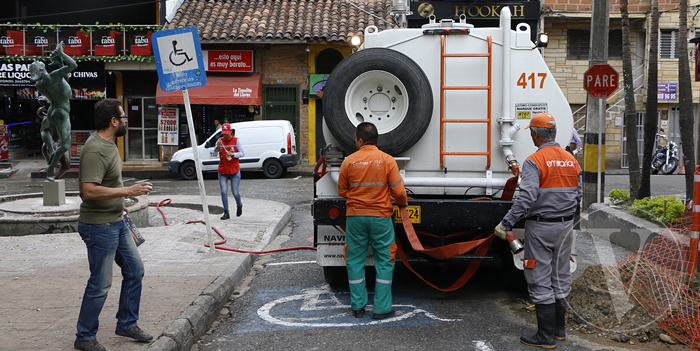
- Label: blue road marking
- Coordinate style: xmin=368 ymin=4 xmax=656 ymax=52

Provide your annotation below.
xmin=232 ymin=285 xmax=460 ymax=334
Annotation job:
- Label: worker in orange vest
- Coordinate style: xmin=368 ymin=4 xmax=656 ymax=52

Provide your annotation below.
xmin=337 ymin=122 xmax=407 ymax=319
xmin=495 ymin=113 xmax=582 ymax=348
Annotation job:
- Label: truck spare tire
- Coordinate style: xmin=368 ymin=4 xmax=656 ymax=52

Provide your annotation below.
xmin=323 ymin=48 xmax=433 ymax=156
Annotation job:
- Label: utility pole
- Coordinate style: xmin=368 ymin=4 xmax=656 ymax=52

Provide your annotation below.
xmin=583 ymin=0 xmax=610 ymax=209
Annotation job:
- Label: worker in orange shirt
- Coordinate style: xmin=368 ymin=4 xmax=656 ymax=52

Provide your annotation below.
xmin=495 ymin=113 xmax=582 ymax=348
xmin=337 ymin=122 xmax=407 ymax=319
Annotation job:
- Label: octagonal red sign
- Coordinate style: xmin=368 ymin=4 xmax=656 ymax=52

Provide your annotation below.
xmin=584 ymin=64 xmax=618 ymax=98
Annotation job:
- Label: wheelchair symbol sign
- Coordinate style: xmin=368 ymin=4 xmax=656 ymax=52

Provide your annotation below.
xmin=152 ymin=26 xmax=207 ymax=92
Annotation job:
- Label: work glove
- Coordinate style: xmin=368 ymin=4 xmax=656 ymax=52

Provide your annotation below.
xmin=494 ymin=221 xmax=509 ymax=240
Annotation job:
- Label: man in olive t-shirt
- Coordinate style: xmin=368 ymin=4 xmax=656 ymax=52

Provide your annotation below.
xmin=74 ymin=99 xmax=154 ymax=351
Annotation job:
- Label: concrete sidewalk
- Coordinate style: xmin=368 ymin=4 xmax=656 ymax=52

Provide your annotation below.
xmin=0 ymin=194 xmax=291 ymax=351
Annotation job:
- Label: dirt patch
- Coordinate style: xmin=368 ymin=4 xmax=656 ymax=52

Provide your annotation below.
xmin=565 ymin=263 xmax=700 ymax=349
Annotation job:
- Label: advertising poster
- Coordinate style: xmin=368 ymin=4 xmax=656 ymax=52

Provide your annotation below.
xmin=0 ymin=124 xmax=7 ymax=160
xmin=158 ymin=107 xmax=179 ymax=145
xmin=657 ymin=82 xmax=678 ymax=102
xmin=310 ymin=74 xmax=328 ymax=98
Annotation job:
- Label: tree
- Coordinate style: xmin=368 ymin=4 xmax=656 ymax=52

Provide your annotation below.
xmin=621 ymin=0 xmax=640 ymax=204
xmin=678 ymin=0 xmax=696 ymax=203
xmin=638 ymin=0 xmax=659 ymax=199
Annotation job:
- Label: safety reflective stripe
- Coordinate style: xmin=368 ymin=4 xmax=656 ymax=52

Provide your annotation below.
xmin=694 ymin=205 xmax=700 ymax=213
xmin=539 ymin=186 xmax=579 ymax=193
xmin=389 ymin=178 xmax=403 ymax=187
xmin=376 ymin=278 xmax=392 ymax=284
xmin=338 ymin=184 xmax=348 ymax=190
xmin=348 ymin=182 xmax=388 ymax=187
xmin=695 ymin=174 xmax=700 ymax=182
xmin=532 ymin=293 xmax=554 ymax=301
xmin=348 ymin=277 xmax=365 ymax=285
xmin=692 ymin=231 xmax=699 ymax=240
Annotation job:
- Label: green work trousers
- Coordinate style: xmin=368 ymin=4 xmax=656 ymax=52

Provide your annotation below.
xmin=345 ymin=215 xmax=395 ymax=314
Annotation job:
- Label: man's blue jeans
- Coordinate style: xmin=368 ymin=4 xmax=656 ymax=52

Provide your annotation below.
xmin=76 ymin=220 xmax=145 ymax=341
xmin=218 ymin=172 xmax=242 ymax=211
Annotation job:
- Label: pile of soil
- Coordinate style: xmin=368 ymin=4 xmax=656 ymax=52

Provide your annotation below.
xmin=567 ymin=263 xmax=700 ymax=347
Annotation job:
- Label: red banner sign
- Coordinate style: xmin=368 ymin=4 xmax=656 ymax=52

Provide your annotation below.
xmin=206 ymin=50 xmax=254 ymax=72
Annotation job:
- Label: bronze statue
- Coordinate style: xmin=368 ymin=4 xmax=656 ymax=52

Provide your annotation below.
xmin=29 ymin=42 xmax=77 ymax=180
xmin=37 ymin=96 xmax=71 ymax=178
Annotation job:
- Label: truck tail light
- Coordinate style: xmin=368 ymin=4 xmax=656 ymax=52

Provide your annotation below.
xmin=287 ymin=133 xmax=292 ymax=154
xmin=328 ymin=206 xmax=340 ymax=219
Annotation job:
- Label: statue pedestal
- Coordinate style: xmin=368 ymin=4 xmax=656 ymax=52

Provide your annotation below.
xmin=43 ymin=180 xmax=65 ymax=206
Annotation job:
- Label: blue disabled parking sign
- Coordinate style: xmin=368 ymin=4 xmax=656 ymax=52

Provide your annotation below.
xmin=152 ymin=26 xmax=207 ymax=92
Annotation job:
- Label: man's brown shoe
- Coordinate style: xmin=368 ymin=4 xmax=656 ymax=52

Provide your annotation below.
xmin=115 ymin=326 xmax=153 ymax=342
xmin=74 ymin=339 xmax=106 ymax=351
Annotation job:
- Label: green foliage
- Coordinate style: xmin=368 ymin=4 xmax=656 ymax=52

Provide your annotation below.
xmin=608 ymin=189 xmax=630 ymax=204
xmin=630 ymin=195 xmax=686 ymax=225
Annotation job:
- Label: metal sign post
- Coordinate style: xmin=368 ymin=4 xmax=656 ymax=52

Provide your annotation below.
xmin=152 ymin=27 xmax=216 ymax=253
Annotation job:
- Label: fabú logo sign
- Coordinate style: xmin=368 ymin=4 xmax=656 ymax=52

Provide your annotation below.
xmin=134 ymin=36 xmax=149 ymax=45
xmin=100 ymin=36 xmax=115 ymax=45
xmin=68 ymin=36 xmax=82 ymax=45
xmin=0 ymin=36 xmax=14 ymax=46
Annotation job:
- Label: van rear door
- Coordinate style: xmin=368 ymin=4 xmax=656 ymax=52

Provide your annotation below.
xmin=237 ymin=125 xmax=285 ymax=166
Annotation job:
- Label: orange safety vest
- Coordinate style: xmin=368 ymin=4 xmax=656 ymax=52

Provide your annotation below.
xmin=337 ymin=145 xmax=407 ymax=217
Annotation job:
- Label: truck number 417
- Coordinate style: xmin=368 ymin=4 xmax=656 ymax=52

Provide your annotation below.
xmin=517 ymin=73 xmax=547 ymax=89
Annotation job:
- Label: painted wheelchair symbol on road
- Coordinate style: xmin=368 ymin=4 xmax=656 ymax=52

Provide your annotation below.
xmin=169 ymin=40 xmax=194 ymax=66
xmin=248 ymin=285 xmax=460 ymax=330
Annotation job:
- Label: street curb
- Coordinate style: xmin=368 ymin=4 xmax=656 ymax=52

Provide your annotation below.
xmin=586 ymin=203 xmax=665 ymax=252
xmin=145 ymin=207 xmax=291 ymax=351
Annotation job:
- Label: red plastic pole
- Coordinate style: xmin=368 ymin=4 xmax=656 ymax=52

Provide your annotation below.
xmin=689 ymin=166 xmax=700 ymax=276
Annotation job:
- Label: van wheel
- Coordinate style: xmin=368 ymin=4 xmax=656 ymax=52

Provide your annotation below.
xmin=179 ymin=161 xmax=197 ymax=180
xmin=263 ymin=159 xmax=283 ymax=179
xmin=323 ymin=48 xmax=433 ymax=156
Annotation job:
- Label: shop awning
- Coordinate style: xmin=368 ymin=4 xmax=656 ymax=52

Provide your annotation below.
xmin=156 ymin=74 xmax=262 ymax=105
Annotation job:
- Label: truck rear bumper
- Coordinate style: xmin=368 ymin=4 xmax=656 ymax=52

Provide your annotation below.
xmin=313 ymin=198 xmax=522 ymax=230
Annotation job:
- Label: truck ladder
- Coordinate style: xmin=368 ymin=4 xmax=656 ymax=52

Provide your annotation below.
xmin=439 ymin=34 xmax=492 ymax=169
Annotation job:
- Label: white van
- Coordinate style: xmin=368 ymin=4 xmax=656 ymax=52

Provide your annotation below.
xmin=168 ymin=120 xmax=297 ymax=179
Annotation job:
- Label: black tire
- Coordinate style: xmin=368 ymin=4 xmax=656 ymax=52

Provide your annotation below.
xmin=179 ymin=161 xmax=197 ymax=180
xmin=263 ymin=159 xmax=283 ymax=179
xmin=651 ymin=168 xmax=659 ymax=175
xmin=323 ymin=48 xmax=433 ymax=156
xmin=323 ymin=266 xmax=348 ymax=287
xmin=661 ymin=158 xmax=679 ymax=175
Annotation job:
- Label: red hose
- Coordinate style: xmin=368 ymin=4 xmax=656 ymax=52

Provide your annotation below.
xmin=186 ymin=220 xmax=317 ymax=253
xmin=149 ymin=198 xmax=172 ymax=226
xmin=150 ymin=198 xmax=316 ymax=253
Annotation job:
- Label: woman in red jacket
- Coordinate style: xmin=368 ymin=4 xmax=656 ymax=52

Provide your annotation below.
xmin=215 ymin=123 xmax=245 ymax=219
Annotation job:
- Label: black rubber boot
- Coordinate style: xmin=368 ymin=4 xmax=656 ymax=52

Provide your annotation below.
xmin=554 ymin=299 xmax=567 ymax=341
xmin=236 ymin=205 xmax=243 ymax=217
xmin=520 ymin=303 xmax=556 ymax=349
xmin=220 ymin=211 xmax=230 ymax=220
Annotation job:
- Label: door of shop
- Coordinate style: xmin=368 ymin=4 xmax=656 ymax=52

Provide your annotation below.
xmin=126 ymin=97 xmax=159 ymax=161
xmin=263 ymin=85 xmax=299 ymax=156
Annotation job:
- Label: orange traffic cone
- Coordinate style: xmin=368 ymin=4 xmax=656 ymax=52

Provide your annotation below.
xmin=679 ymin=156 xmax=686 ymax=175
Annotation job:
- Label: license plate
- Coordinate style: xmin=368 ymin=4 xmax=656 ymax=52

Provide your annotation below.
xmin=393 ymin=205 xmax=421 ymax=224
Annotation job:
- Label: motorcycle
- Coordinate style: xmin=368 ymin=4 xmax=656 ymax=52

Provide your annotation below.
xmin=651 ymin=129 xmax=679 ymax=175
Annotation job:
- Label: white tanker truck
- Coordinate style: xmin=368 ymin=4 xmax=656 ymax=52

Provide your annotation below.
xmin=312 ymin=7 xmax=576 ymax=290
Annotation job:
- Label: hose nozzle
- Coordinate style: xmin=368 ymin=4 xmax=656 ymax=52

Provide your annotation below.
xmin=506 ymin=232 xmax=524 ymax=254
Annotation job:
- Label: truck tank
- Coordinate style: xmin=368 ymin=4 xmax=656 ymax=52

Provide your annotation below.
xmin=313 ymin=8 xmax=576 ymax=290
